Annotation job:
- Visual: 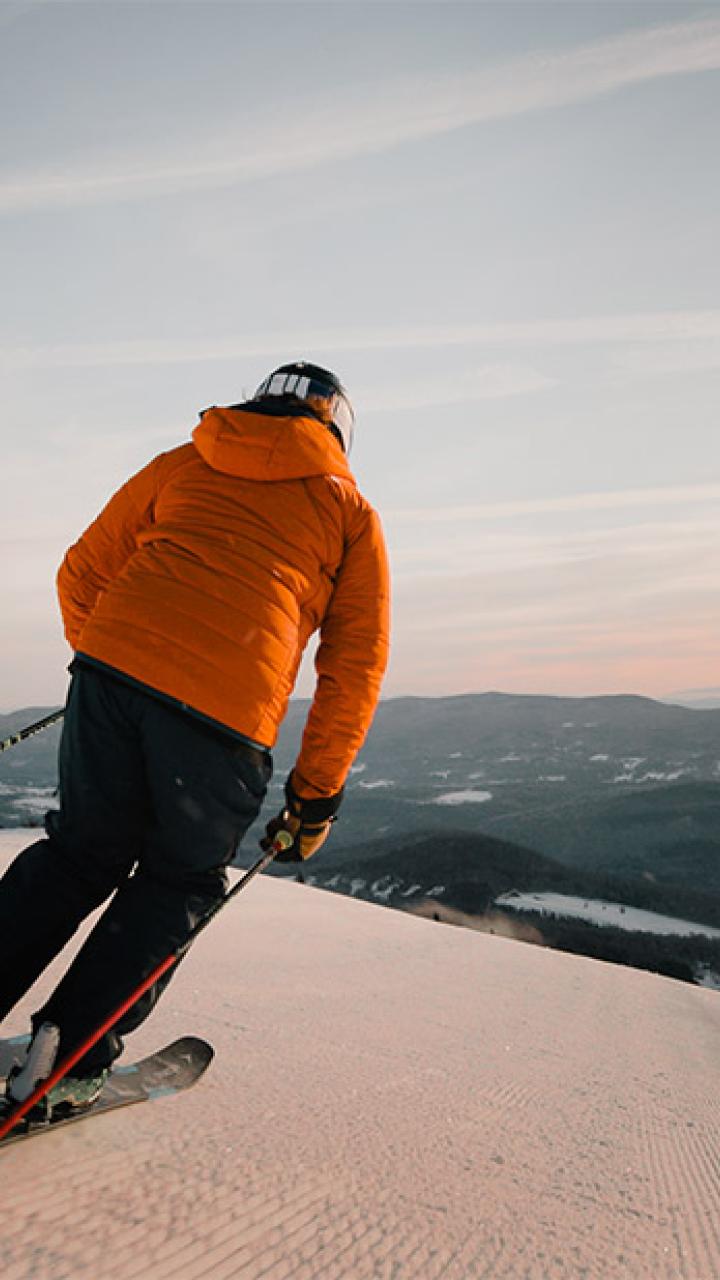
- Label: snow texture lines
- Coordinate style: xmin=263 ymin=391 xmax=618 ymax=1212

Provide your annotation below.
xmin=1 ymin=837 xmax=720 ymax=1278
xmin=629 ymin=1106 xmax=720 ymax=1280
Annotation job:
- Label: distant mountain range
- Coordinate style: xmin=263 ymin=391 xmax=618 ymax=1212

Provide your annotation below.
xmin=664 ymin=687 xmax=720 ymax=710
xmin=3 ymin=690 xmax=719 ymax=985
xmin=267 ymin=693 xmax=720 ymax=899
xmin=3 ymin=691 xmax=719 ymax=916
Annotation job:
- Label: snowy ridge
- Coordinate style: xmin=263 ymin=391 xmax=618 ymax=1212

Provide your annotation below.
xmin=1 ymin=830 xmax=719 ymax=1278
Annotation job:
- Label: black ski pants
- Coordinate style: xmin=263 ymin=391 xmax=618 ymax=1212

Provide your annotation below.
xmin=0 ymin=666 xmax=271 ymax=1073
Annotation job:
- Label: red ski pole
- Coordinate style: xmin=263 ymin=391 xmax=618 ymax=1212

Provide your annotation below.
xmin=0 ymin=833 xmax=292 ymax=1142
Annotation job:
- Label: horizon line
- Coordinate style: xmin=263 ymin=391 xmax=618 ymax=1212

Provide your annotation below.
xmin=4 ymin=688 xmax=716 ymax=718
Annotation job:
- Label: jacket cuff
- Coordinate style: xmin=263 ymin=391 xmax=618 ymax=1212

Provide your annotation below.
xmin=285 ymin=771 xmax=344 ymax=823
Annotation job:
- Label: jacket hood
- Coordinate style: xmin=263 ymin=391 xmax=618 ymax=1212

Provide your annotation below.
xmin=192 ymin=406 xmax=355 ymax=483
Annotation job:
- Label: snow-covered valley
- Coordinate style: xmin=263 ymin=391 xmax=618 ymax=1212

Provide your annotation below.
xmin=495 ymin=891 xmax=720 ymax=939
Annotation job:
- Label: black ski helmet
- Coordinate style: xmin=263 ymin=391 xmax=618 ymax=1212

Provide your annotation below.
xmin=252 ymin=361 xmax=355 ymax=454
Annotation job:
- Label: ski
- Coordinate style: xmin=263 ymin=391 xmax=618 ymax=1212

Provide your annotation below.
xmin=0 ymin=1035 xmax=213 ymax=1147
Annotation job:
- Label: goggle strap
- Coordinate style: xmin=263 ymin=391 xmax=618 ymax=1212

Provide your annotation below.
xmin=254 ymin=372 xmax=354 ymax=453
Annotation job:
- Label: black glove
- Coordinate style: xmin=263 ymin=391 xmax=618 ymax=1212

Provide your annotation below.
xmin=261 ymin=772 xmax=344 ymax=863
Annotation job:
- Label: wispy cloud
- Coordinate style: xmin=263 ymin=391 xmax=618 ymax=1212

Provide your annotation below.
xmin=612 ymin=342 xmax=720 ymax=377
xmin=386 ymin=527 xmax=720 ymax=690
xmin=387 ymin=483 xmax=720 ymax=524
xmin=363 ymin=366 xmax=557 ymax=410
xmin=383 ymin=481 xmax=720 ymax=696
xmin=382 ymin=477 xmax=720 ymax=696
xmin=2 ymin=310 xmax=719 ymax=372
xmin=2 ymin=17 xmax=719 ymax=213
xmin=389 ymin=517 xmax=720 ymax=578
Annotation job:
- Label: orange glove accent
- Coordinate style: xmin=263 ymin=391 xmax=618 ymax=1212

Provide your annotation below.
xmin=260 ymin=810 xmax=332 ymax=862
xmin=260 ymin=771 xmax=343 ymax=862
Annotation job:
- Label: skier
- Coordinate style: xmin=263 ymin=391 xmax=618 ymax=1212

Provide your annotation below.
xmin=0 ymin=362 xmax=390 ymax=1117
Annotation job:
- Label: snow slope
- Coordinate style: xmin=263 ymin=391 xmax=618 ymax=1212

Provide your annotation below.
xmin=1 ymin=830 xmax=719 ymax=1279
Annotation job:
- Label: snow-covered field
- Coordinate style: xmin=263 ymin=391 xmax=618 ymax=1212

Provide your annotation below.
xmin=428 ymin=789 xmax=493 ymax=806
xmin=495 ymin=891 xmax=720 ymax=939
xmin=1 ymin=829 xmax=720 ymax=1279
xmin=0 ymin=782 xmax=57 ymax=825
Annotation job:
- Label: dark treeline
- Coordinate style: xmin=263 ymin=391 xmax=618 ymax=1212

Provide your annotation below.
xmin=502 ymin=908 xmax=720 ymax=985
xmin=315 ymin=828 xmax=720 ymax=930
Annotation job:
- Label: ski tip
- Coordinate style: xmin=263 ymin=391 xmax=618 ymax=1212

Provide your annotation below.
xmin=167 ymin=1036 xmax=214 ymax=1064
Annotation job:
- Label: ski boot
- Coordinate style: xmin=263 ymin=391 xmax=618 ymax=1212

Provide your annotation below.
xmin=2 ymin=1023 xmax=108 ymax=1124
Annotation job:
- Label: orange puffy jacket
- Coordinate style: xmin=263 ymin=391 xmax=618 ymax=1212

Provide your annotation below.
xmin=57 ymin=405 xmax=390 ymax=800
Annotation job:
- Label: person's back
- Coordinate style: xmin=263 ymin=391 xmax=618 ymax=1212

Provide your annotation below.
xmin=0 ymin=362 xmax=390 ymax=1120
xmin=60 ymin=393 xmax=389 ymax=792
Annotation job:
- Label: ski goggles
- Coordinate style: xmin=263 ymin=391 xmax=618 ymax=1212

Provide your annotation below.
xmin=253 ymin=371 xmax=355 ymax=455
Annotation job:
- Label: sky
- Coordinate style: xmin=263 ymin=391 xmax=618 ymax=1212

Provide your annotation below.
xmin=1 ymin=0 xmax=718 ymax=709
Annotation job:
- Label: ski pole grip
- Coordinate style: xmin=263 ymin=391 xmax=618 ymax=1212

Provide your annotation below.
xmin=272 ymin=831 xmax=294 ymax=854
